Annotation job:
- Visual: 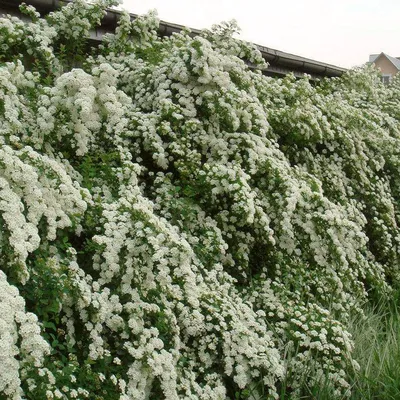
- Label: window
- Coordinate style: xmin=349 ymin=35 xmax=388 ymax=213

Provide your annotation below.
xmin=382 ymin=74 xmax=392 ymax=85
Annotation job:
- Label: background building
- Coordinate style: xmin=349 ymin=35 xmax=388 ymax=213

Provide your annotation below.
xmin=369 ymin=53 xmax=400 ymax=84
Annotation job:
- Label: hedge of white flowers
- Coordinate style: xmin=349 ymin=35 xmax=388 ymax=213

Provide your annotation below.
xmin=1 ymin=1 xmax=400 ymax=399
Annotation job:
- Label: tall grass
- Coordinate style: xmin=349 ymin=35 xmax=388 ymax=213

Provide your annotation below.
xmin=346 ymin=290 xmax=400 ymax=400
xmin=272 ymin=289 xmax=400 ymax=400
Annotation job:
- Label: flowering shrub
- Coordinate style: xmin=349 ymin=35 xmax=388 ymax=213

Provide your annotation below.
xmin=1 ymin=1 xmax=400 ymax=399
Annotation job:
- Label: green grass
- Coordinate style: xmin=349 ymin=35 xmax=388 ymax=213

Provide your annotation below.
xmin=346 ymin=291 xmax=400 ymax=400
xmin=272 ymin=289 xmax=400 ymax=400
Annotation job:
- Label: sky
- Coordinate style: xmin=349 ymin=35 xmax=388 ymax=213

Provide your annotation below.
xmin=118 ymin=0 xmax=400 ymax=69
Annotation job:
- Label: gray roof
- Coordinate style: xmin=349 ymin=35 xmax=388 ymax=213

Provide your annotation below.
xmin=385 ymin=53 xmax=400 ymax=70
xmin=369 ymin=54 xmax=379 ymax=63
xmin=375 ymin=52 xmax=400 ymax=70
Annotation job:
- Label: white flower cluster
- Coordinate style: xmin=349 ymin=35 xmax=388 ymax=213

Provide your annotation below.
xmin=0 ymin=61 xmax=38 ymax=146
xmin=0 ymin=13 xmax=57 ymax=66
xmin=102 ymin=9 xmax=160 ymax=52
xmin=47 ymin=0 xmax=121 ymax=41
xmin=0 ymin=271 xmax=50 ymax=400
xmin=1 ymin=1 xmax=400 ymax=399
xmin=0 ymin=144 xmax=88 ymax=281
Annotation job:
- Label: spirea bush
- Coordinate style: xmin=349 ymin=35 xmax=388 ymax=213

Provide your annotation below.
xmin=1 ymin=1 xmax=400 ymax=399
